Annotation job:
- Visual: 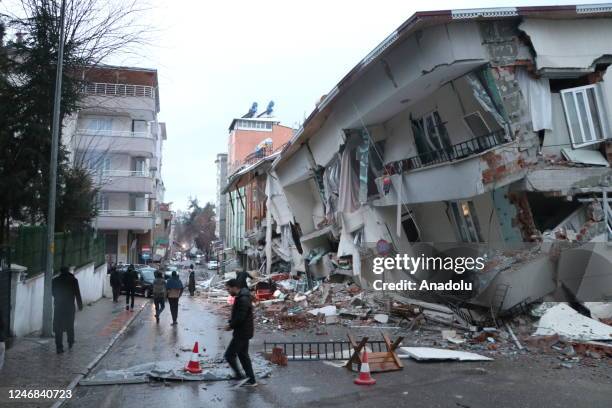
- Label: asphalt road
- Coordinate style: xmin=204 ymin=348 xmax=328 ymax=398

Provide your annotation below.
xmin=68 ymin=264 xmax=612 ymax=408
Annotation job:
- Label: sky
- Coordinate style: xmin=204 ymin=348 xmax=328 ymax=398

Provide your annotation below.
xmin=113 ymin=0 xmax=607 ymax=210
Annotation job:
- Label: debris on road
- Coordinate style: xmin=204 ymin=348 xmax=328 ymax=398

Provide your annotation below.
xmin=79 ymin=355 xmax=272 ymax=386
xmin=399 ymin=347 xmax=494 ymax=362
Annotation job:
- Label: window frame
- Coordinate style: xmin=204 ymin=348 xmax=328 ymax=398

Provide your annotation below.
xmin=463 ymin=111 xmax=491 ymax=138
xmin=560 ymin=84 xmax=608 ymax=148
xmin=449 ymin=200 xmax=483 ymax=243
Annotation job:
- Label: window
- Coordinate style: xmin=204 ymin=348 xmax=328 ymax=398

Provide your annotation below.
xmin=132 ymin=120 xmax=148 ymax=134
xmin=449 ymin=201 xmax=482 ymax=243
xmin=422 ymin=111 xmax=449 ymax=152
xmin=561 ymin=85 xmax=608 ymax=148
xmin=86 ymin=117 xmax=112 ymax=132
xmin=132 ymin=157 xmax=147 ymax=175
xmin=463 ymin=112 xmax=491 ymax=138
xmin=99 ymin=193 xmax=109 ymax=211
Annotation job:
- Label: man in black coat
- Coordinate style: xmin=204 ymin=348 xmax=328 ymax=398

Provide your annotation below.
xmin=123 ymin=264 xmax=137 ymax=311
xmin=224 ymin=279 xmax=256 ymax=387
xmin=109 ymin=264 xmax=122 ymax=303
xmin=52 ymin=266 xmax=83 ymax=354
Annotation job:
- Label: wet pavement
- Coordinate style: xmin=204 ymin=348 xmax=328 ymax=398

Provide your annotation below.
xmin=0 ymin=295 xmax=146 ymax=407
xmin=65 ymin=267 xmax=612 ymax=408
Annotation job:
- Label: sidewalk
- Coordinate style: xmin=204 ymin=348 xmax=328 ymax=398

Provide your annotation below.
xmin=0 ymin=296 xmax=147 ymax=407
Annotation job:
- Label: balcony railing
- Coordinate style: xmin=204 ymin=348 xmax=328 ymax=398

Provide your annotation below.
xmin=98 ymin=210 xmax=152 ymax=217
xmin=100 ymin=170 xmax=149 ymax=178
xmin=81 ymin=82 xmax=156 ymax=98
xmin=242 ymin=142 xmax=289 ymax=166
xmin=76 ymin=129 xmax=152 ymax=138
xmin=384 ymin=130 xmax=507 ymax=174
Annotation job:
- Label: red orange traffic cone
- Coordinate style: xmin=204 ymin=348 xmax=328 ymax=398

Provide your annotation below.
xmin=184 ymin=341 xmax=203 ymax=374
xmin=354 ymin=350 xmax=376 ymax=385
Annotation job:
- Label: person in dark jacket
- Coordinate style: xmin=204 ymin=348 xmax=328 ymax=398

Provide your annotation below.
xmin=224 ymin=279 xmax=256 ymax=387
xmin=0 ymin=306 xmax=5 ymax=371
xmin=52 ymin=266 xmax=83 ymax=354
xmin=188 ymin=264 xmax=196 ymax=296
xmin=109 ymin=264 xmax=122 ymax=303
xmin=235 ymin=270 xmax=254 ymax=289
xmin=166 ymin=271 xmax=183 ymax=325
xmin=123 ymin=264 xmax=137 ymax=311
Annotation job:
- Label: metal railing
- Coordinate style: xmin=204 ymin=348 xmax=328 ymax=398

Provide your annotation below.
xmin=263 ymin=340 xmax=390 ymax=361
xmin=100 ymin=169 xmax=149 ymax=178
xmin=242 ymin=142 xmax=289 ymax=167
xmin=98 ymin=210 xmax=152 ymax=217
xmin=385 ymin=130 xmax=507 ymax=173
xmin=81 ymin=82 xmax=156 ymax=98
xmin=76 ymin=129 xmax=152 ymax=138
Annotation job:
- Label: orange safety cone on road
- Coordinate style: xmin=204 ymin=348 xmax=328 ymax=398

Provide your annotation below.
xmin=354 ymin=350 xmax=376 ymax=385
xmin=184 ymin=341 xmax=203 ymax=374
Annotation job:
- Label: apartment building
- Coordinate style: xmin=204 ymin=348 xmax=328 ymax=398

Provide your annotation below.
xmin=224 ymin=108 xmax=294 ymax=263
xmin=215 ymin=153 xmax=228 ymax=245
xmin=271 ymin=5 xmax=612 ymax=313
xmin=65 ymin=65 xmax=167 ymax=264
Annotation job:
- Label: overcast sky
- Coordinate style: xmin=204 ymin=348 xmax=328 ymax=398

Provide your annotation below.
xmin=123 ymin=0 xmax=603 ymax=210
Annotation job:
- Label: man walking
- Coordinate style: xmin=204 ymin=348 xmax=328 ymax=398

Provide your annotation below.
xmin=166 ymin=271 xmax=183 ymax=325
xmin=123 ymin=264 xmax=137 ymax=311
xmin=152 ymin=271 xmax=166 ymax=323
xmin=52 ymin=266 xmax=83 ymax=354
xmin=188 ymin=264 xmax=196 ymax=296
xmin=109 ymin=264 xmax=122 ymax=303
xmin=224 ymin=278 xmax=257 ymax=387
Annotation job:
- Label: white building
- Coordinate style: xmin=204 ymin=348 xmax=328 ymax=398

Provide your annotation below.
xmin=64 ymin=65 xmax=166 ymax=264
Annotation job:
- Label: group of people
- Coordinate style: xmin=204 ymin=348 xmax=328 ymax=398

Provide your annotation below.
xmin=42 ymin=262 xmax=258 ymax=388
xmin=108 ymin=263 xmax=197 ymax=324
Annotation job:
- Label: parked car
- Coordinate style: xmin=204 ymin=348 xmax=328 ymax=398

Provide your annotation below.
xmin=206 ymin=260 xmax=219 ymax=270
xmin=164 ymin=265 xmax=178 ymax=280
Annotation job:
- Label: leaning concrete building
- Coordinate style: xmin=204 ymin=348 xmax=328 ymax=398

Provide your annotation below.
xmin=271 ymin=5 xmax=612 ymax=314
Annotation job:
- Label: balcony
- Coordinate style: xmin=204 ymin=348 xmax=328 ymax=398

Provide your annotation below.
xmin=384 ymin=130 xmax=507 ymax=174
xmin=98 ymin=170 xmax=154 ymax=194
xmin=96 ymin=210 xmax=153 ymax=231
xmin=81 ymin=82 xmax=155 ymax=99
xmin=374 ymin=130 xmax=528 ymax=205
xmin=74 ymin=129 xmax=155 ymax=157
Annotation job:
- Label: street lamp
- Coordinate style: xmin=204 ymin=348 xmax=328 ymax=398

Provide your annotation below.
xmin=42 ymin=0 xmax=66 ymax=337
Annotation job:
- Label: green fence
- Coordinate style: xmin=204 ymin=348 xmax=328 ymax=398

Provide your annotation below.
xmin=12 ymin=226 xmax=105 ymax=278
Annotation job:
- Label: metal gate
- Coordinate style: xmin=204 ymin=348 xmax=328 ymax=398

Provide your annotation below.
xmin=0 ymin=246 xmax=11 ymax=342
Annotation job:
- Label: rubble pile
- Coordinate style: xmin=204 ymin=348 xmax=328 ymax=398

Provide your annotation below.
xmin=200 ymin=270 xmax=611 ymax=367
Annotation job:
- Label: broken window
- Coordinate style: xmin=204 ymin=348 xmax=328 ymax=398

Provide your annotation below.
xmin=401 ymin=211 xmax=420 ymax=243
xmin=463 ymin=112 xmax=491 ymax=138
xmin=561 ymin=84 xmax=609 ymax=148
xmin=411 ymin=111 xmax=452 ymax=165
xmin=449 ymin=201 xmax=483 ymax=243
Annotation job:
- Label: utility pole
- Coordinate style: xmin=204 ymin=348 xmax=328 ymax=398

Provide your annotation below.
xmin=42 ymin=0 xmax=66 ymax=337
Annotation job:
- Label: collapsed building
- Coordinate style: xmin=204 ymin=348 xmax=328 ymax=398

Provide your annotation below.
xmin=245 ymin=5 xmax=612 ymax=317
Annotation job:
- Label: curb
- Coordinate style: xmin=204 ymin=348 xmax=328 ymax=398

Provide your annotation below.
xmin=50 ymin=300 xmax=149 ymax=408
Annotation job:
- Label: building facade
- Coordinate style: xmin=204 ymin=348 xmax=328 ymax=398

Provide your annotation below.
xmin=65 ymin=65 xmax=167 ymax=264
xmin=271 ymin=5 xmax=612 ymax=312
xmin=215 ymin=153 xmax=228 ymax=245
xmin=224 ymin=115 xmax=294 ymax=262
